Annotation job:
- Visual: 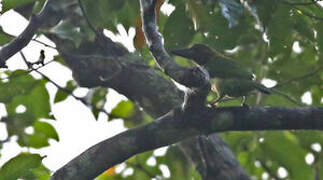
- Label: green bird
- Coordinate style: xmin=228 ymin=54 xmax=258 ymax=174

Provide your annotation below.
xmin=171 ymin=44 xmax=271 ymax=105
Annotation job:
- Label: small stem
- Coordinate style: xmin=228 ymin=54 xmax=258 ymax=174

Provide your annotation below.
xmin=274 ymin=67 xmax=322 ymax=88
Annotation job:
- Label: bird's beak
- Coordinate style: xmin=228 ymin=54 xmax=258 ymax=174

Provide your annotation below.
xmin=171 ymin=48 xmax=194 ymax=59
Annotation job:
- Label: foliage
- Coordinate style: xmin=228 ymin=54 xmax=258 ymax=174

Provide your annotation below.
xmin=1 ymin=0 xmax=323 ymax=179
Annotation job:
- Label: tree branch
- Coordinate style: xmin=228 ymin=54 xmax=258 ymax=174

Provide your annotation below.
xmin=139 ymin=0 xmax=209 ymax=89
xmin=19 ymin=51 xmax=111 ymax=117
xmin=50 ymin=106 xmax=323 ymax=179
xmin=274 ymin=66 xmax=322 ymax=88
xmin=0 ymin=0 xmax=56 ymax=68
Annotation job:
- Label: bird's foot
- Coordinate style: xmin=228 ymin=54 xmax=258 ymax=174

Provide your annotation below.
xmin=209 ymin=103 xmax=217 ymax=108
xmin=241 ymin=103 xmax=249 ymax=109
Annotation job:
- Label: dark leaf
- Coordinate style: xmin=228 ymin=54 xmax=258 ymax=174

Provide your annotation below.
xmin=0 ymin=153 xmax=42 ymax=180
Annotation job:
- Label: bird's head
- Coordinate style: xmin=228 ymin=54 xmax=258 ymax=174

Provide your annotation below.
xmin=171 ymin=44 xmax=217 ymax=65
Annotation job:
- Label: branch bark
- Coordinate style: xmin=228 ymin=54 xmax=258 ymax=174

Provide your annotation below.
xmin=41 ymin=0 xmax=252 ymax=179
xmin=139 ymin=0 xmax=209 ymax=90
xmin=50 ymin=106 xmax=323 ymax=179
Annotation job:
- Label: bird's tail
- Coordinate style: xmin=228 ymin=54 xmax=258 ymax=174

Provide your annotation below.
xmin=254 ymin=83 xmax=271 ymax=94
xmin=254 ymin=83 xmax=306 ymax=106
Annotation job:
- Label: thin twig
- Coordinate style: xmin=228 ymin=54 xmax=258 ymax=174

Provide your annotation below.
xmin=31 ymin=38 xmax=56 ymax=49
xmin=270 ymin=88 xmax=307 ymax=106
xmin=274 ymin=67 xmax=322 ymax=88
xmin=19 ymin=51 xmax=111 ymax=117
xmin=36 ymin=68 xmax=111 ymax=116
xmin=0 ymin=59 xmax=54 ymax=81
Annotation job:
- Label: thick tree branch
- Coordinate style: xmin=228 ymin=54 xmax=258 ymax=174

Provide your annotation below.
xmin=139 ymin=0 xmax=209 ymax=89
xmin=46 ymin=17 xmax=250 ymax=180
xmin=0 ymin=0 xmax=56 ymax=68
xmin=43 ymin=1 xmax=250 ymax=179
xmin=50 ymin=106 xmax=323 ymax=179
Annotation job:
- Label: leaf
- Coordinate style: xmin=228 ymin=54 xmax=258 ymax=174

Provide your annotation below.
xmin=34 ymin=121 xmax=59 ymax=141
xmin=293 ymin=12 xmax=314 ymax=42
xmin=117 ymin=1 xmax=140 ymax=30
xmin=258 ymin=132 xmax=314 ymax=180
xmin=266 ymin=5 xmax=293 ymax=58
xmin=53 ymin=55 xmax=67 ymax=66
xmin=109 ymin=100 xmax=134 ymax=120
xmin=163 ymin=5 xmax=195 ymax=50
xmin=251 ymin=0 xmax=278 ymax=29
xmin=6 ymin=79 xmax=50 ymax=119
xmin=90 ymin=88 xmax=108 ymax=120
xmin=0 ymin=27 xmax=14 ymax=46
xmin=0 ymin=153 xmax=42 ymax=180
xmin=29 ymin=165 xmax=51 ymax=180
xmin=50 ymin=20 xmax=83 ymax=48
xmin=0 ymin=70 xmax=38 ymax=103
xmin=82 ymin=0 xmax=118 ymax=32
xmin=54 ymin=80 xmax=77 ymax=103
xmin=18 ymin=121 xmax=59 ymax=148
xmin=2 ymin=0 xmax=41 ymax=13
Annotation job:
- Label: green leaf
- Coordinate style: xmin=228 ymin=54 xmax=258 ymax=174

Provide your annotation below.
xmin=90 ymin=88 xmax=108 ymax=120
xmin=0 ymin=27 xmax=14 ymax=46
xmin=0 ymin=70 xmax=38 ymax=103
xmin=6 ymin=80 xmax=50 ymax=119
xmin=266 ymin=5 xmax=293 ymax=58
xmin=0 ymin=153 xmax=42 ymax=180
xmin=259 ymin=132 xmax=314 ymax=180
xmin=54 ymin=89 xmax=69 ymax=103
xmin=34 ymin=121 xmax=59 ymax=141
xmin=82 ymin=0 xmax=119 ymax=32
xmin=109 ymin=100 xmax=134 ymax=120
xmin=17 ymin=121 xmax=58 ymax=148
xmin=50 ymin=20 xmax=84 ymax=48
xmin=117 ymin=1 xmax=140 ymax=30
xmin=293 ymin=12 xmax=314 ymax=42
xmin=2 ymin=0 xmax=40 ymax=13
xmin=29 ymin=165 xmax=51 ymax=180
xmin=53 ymin=55 xmax=67 ymax=66
xmin=54 ymin=80 xmax=77 ymax=103
xmin=163 ymin=5 xmax=195 ymax=50
xmin=251 ymin=0 xmax=278 ymax=29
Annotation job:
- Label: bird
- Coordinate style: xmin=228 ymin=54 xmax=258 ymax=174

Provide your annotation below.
xmin=171 ymin=44 xmax=254 ymax=80
xmin=38 ymin=49 xmax=45 ymax=66
xmin=171 ymin=44 xmax=271 ymax=105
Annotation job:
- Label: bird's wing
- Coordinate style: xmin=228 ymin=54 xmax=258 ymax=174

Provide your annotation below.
xmin=211 ymin=57 xmax=254 ymax=80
